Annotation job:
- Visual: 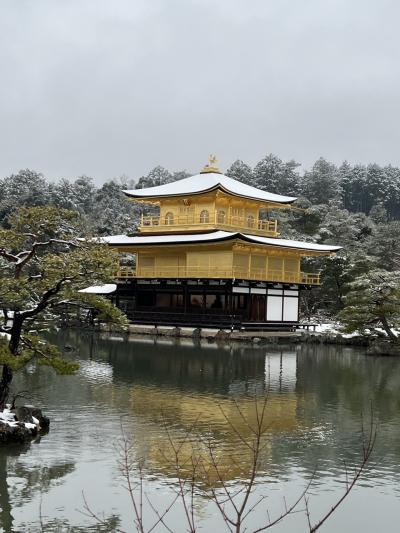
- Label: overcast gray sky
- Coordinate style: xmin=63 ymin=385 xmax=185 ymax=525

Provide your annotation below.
xmin=0 ymin=0 xmax=399 ymax=182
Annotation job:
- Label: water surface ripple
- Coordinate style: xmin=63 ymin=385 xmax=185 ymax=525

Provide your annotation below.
xmin=0 ymin=332 xmax=399 ymax=532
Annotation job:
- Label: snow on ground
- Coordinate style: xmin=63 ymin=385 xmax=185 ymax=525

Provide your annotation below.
xmin=301 ymin=322 xmax=399 ymax=339
xmin=313 ymin=323 xmax=341 ymax=333
xmin=0 ymin=407 xmax=38 ymax=430
xmin=297 ymin=322 xmax=359 ymax=338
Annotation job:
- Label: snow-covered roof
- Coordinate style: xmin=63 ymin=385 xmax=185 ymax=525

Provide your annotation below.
xmin=78 ymin=284 xmax=117 ymax=294
xmin=123 ymin=173 xmax=296 ymax=205
xmin=100 ymin=231 xmax=232 ymax=246
xmin=101 ymin=232 xmax=341 ymax=253
xmin=242 ymin=234 xmax=342 ymax=252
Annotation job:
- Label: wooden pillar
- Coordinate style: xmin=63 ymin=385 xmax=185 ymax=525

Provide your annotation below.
xmin=133 ymin=281 xmax=138 ymax=312
xmin=246 ymin=287 xmax=252 ymax=321
xmin=184 ymin=281 xmax=188 ymax=314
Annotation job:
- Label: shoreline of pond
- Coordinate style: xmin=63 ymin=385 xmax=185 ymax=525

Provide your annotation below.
xmin=96 ymin=323 xmax=400 ymax=355
xmin=98 ymin=323 xmax=370 ymax=347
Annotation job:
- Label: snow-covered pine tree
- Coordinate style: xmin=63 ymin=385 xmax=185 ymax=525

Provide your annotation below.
xmin=72 ymin=176 xmax=96 ymax=214
xmin=0 ymin=169 xmax=52 ymax=224
xmin=225 ymin=160 xmax=254 ymax=185
xmin=301 ymin=157 xmax=342 ymax=205
xmin=0 ymin=206 xmax=128 ymax=407
xmin=382 ymin=165 xmax=400 ymax=220
xmin=364 ymin=164 xmax=389 ymax=214
xmin=91 ymin=181 xmax=141 ymax=235
xmin=135 ymin=166 xmax=172 ymax=189
xmin=366 ymin=220 xmax=400 ymax=271
xmin=253 ymin=153 xmax=284 ymax=193
xmin=339 ymin=270 xmax=400 ymax=343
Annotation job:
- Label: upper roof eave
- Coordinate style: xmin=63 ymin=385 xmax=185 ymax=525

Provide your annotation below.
xmin=123 ymin=172 xmax=297 ymax=205
xmin=123 ymin=184 xmax=295 ymax=206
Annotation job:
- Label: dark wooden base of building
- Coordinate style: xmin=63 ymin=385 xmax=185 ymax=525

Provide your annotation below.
xmin=112 ymin=278 xmax=309 ymax=331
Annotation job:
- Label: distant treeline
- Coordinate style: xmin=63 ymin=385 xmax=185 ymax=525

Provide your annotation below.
xmin=1 ymin=154 xmax=400 ymax=227
xmin=136 ymin=155 xmax=400 ymax=220
xmin=1 ymin=154 xmax=399 ymax=318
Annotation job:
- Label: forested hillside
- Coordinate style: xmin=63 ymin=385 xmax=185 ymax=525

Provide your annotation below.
xmin=1 ymin=154 xmax=399 ymax=320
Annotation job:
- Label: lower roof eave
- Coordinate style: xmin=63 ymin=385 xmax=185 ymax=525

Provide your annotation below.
xmin=117 ymin=277 xmax=318 ymax=288
xmin=102 ymin=230 xmax=341 ymax=254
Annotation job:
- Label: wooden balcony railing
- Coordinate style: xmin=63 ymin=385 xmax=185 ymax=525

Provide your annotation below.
xmin=117 ymin=267 xmax=137 ymax=279
xmin=139 ymin=213 xmax=278 ymax=237
xmin=116 ymin=266 xmax=320 ymax=285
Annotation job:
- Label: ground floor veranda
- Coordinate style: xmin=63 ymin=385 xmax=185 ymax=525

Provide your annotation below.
xmin=113 ymin=278 xmax=309 ymax=330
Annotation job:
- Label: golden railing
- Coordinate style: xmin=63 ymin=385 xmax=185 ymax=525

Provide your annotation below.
xmin=140 ymin=214 xmax=278 ymax=237
xmin=116 ymin=266 xmax=320 ymax=285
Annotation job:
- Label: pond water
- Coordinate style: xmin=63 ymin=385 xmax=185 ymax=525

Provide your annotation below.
xmin=1 ymin=331 xmax=400 ymax=532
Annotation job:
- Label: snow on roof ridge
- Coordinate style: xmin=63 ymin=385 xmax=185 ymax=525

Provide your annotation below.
xmin=123 ymin=172 xmax=296 ymax=204
xmin=101 ymin=231 xmax=341 ymax=252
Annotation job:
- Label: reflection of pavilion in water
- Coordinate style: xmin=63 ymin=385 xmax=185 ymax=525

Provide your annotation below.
xmin=265 ymin=349 xmax=297 ymax=392
xmin=95 ymin=334 xmax=299 ymax=395
xmin=127 ymin=383 xmax=301 ymax=485
xmin=85 ymin=336 xmax=305 ymax=484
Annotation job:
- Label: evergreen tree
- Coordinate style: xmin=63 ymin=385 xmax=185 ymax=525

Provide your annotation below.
xmin=50 ymin=178 xmax=77 ymax=210
xmin=337 ymin=161 xmax=353 ymax=210
xmin=301 ymin=158 xmax=341 ymax=205
xmin=91 ymin=181 xmax=140 ymax=235
xmin=347 ymin=164 xmax=367 ymax=213
xmin=366 ymin=221 xmax=400 ymax=271
xmin=72 ymin=176 xmax=96 ymax=214
xmin=253 ymin=153 xmax=285 ymax=193
xmin=0 ymin=206 xmax=128 ymax=407
xmin=339 ymin=270 xmax=400 ymax=342
xmin=318 ymin=255 xmax=353 ymax=313
xmin=365 ymin=164 xmax=388 ymax=214
xmin=383 ymin=165 xmax=400 ymax=219
xmin=0 ymin=170 xmax=51 ymax=224
xmin=316 ymin=205 xmax=373 ymax=249
xmin=280 ymin=160 xmax=302 ymax=196
xmin=226 ymin=160 xmax=253 ymax=185
xmin=369 ymin=203 xmax=388 ymax=224
xmin=171 ymin=170 xmax=191 ymax=182
xmin=135 ymin=166 xmax=172 ymax=189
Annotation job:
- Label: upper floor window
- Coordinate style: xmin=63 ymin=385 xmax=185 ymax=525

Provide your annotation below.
xmin=200 ymin=210 xmax=210 ymax=223
xmin=165 ymin=212 xmax=174 ymax=225
xmin=217 ymin=210 xmax=226 ymax=224
xmin=247 ymin=215 xmax=255 ymax=228
xmin=231 ymin=208 xmax=243 ymax=220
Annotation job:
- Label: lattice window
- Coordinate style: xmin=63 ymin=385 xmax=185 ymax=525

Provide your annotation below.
xmin=247 ymin=215 xmax=255 ymax=228
xmin=165 ymin=212 xmax=174 ymax=225
xmin=217 ymin=210 xmax=226 ymax=224
xmin=200 ymin=209 xmax=210 ymax=223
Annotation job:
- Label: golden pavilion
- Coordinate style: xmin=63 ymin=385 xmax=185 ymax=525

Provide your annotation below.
xmin=103 ymin=157 xmax=341 ymax=329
